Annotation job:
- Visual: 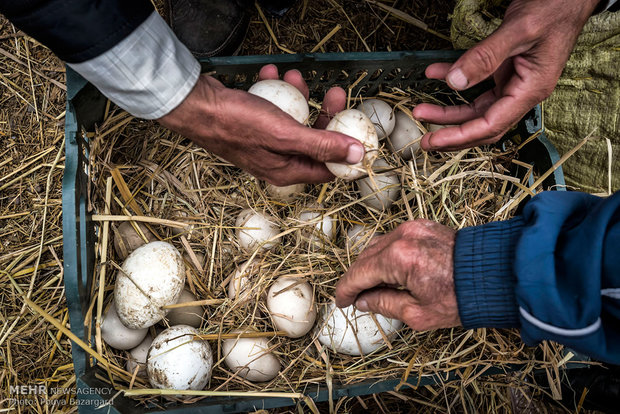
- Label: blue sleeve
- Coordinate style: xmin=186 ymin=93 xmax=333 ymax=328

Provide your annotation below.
xmin=453 ymin=191 xmax=620 ymax=364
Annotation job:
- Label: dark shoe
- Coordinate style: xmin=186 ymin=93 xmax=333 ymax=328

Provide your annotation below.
xmin=257 ymin=0 xmax=299 ymax=17
xmin=167 ymin=0 xmax=250 ymax=58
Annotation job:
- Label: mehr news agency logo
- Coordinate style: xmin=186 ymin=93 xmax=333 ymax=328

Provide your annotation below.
xmin=8 ymin=384 xmax=114 ymax=407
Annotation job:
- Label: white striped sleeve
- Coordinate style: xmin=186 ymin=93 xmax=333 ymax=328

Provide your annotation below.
xmin=67 ymin=11 xmax=200 ymax=120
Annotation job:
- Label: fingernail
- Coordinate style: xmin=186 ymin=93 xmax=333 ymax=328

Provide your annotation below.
xmin=346 ymin=144 xmax=365 ymax=164
xmin=355 ymin=299 xmax=368 ymax=311
xmin=423 ymin=133 xmax=435 ymax=150
xmin=447 ymin=68 xmax=468 ymax=90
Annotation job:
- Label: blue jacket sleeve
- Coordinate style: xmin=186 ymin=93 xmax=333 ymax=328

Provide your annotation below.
xmin=453 ymin=191 xmax=620 ymax=364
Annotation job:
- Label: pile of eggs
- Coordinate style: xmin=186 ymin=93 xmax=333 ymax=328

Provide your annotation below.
xmin=102 ymin=80 xmax=450 ymax=393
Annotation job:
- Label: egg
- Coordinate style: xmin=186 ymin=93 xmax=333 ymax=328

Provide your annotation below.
xmin=265 ymin=183 xmax=306 ymax=202
xmin=357 ymin=99 xmax=395 ymax=139
xmin=113 ymin=222 xmax=156 ymax=260
xmin=389 ymin=111 xmax=423 ymax=160
xmin=222 ymin=331 xmax=280 ymax=382
xmin=114 ymin=241 xmax=185 ymax=329
xmin=345 ymin=224 xmax=380 ymax=255
xmin=356 ymin=159 xmax=401 ymax=210
xmin=316 ymin=303 xmax=403 ymax=356
xmin=164 ymin=288 xmax=204 ymax=328
xmin=236 ymin=209 xmax=280 ymax=252
xmin=126 ymin=333 xmax=153 ymax=376
xmin=298 ymin=207 xmax=336 ymax=245
xmin=248 ymin=79 xmax=309 ymax=125
xmin=147 ymin=325 xmax=213 ymax=391
xmin=325 ymin=109 xmax=379 ymax=180
xmin=266 ymin=277 xmax=316 ymax=338
xmin=101 ymin=302 xmax=148 ymax=350
xmin=227 ymin=261 xmax=257 ymax=303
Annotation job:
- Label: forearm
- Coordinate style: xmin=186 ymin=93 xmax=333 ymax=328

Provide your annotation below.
xmin=1 ymin=1 xmax=200 ymax=119
xmin=453 ymin=191 xmax=620 ymax=364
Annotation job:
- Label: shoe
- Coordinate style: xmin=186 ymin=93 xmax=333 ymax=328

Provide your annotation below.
xmin=166 ymin=0 xmax=250 ymax=58
xmin=257 ymin=0 xmax=299 ymax=17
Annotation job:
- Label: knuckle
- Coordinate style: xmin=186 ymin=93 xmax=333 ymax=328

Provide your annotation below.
xmin=469 ymin=46 xmax=499 ymax=75
xmin=402 ymin=305 xmax=420 ymax=328
xmin=311 ymin=135 xmax=333 ymax=162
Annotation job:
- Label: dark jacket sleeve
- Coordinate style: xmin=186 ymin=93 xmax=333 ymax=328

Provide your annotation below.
xmin=0 ymin=0 xmax=153 ymax=63
xmin=453 ymin=191 xmax=620 ymax=364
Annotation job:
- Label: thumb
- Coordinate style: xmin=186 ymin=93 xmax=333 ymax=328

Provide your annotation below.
xmin=355 ymin=288 xmax=418 ymax=322
xmin=445 ymin=24 xmax=524 ymax=90
xmin=296 ymin=128 xmax=365 ymax=164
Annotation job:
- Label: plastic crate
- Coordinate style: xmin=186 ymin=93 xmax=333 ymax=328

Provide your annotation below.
xmin=62 ymin=51 xmax=566 ymax=413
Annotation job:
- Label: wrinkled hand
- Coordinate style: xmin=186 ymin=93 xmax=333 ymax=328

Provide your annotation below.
xmin=158 ymin=64 xmax=363 ymax=185
xmin=335 ymin=220 xmax=461 ymax=331
xmin=413 ymin=0 xmax=599 ymax=151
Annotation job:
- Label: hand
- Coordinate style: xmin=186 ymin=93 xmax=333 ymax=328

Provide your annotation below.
xmin=158 ymin=64 xmax=364 ymax=185
xmin=335 ymin=220 xmax=460 ymax=331
xmin=413 ymin=0 xmax=600 ymax=151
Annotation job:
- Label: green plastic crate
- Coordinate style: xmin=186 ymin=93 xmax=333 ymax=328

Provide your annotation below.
xmin=62 ymin=51 xmax=567 ymax=413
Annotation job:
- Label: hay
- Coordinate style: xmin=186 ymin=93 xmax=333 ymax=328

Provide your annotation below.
xmin=80 ymin=80 xmax=569 ymax=410
xmin=0 ymin=1 xmax=582 ymax=412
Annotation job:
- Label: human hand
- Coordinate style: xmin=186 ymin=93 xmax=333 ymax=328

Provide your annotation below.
xmin=158 ymin=64 xmax=364 ymax=185
xmin=413 ymin=0 xmax=600 ymax=151
xmin=335 ymin=220 xmax=461 ymax=331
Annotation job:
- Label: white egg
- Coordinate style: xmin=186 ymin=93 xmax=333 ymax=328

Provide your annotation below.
xmin=222 ymin=331 xmax=281 ymax=382
xmin=248 ymin=79 xmax=309 ymax=125
xmin=298 ymin=207 xmax=336 ymax=245
xmin=325 ymin=109 xmax=379 ymax=180
xmin=316 ymin=303 xmax=403 ymax=356
xmin=356 ymin=159 xmax=401 ymax=210
xmin=228 ymin=261 xmax=258 ymax=303
xmin=236 ymin=209 xmax=280 ymax=252
xmin=345 ymin=224 xmax=380 ymax=255
xmin=357 ymin=99 xmax=395 ymax=139
xmin=164 ymin=288 xmax=204 ymax=328
xmin=101 ymin=302 xmax=148 ymax=350
xmin=428 ymin=123 xmax=457 ymax=132
xmin=126 ymin=333 xmax=153 ymax=376
xmin=147 ymin=325 xmax=213 ymax=391
xmin=114 ymin=241 xmax=185 ymax=329
xmin=266 ymin=277 xmax=316 ymax=338
xmin=265 ymin=183 xmax=306 ymax=202
xmin=389 ymin=111 xmax=423 ymax=160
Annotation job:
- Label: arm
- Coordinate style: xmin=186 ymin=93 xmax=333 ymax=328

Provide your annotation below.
xmin=335 ymin=191 xmax=620 ymax=364
xmin=0 ymin=1 xmax=364 ymax=184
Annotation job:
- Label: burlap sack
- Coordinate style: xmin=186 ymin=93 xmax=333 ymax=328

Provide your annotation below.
xmin=450 ymin=0 xmax=620 ymax=193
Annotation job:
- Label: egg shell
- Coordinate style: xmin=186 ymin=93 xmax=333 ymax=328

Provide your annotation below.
xmin=316 ymin=303 xmax=403 ymax=356
xmin=227 ymin=261 xmax=257 ymax=303
xmin=298 ymin=208 xmax=336 ymax=245
xmin=113 ymin=222 xmax=156 ymax=260
xmin=357 ymin=99 xmax=395 ymax=139
xmin=265 ymin=183 xmax=306 ymax=202
xmin=222 ymin=331 xmax=280 ymax=382
xmin=101 ymin=302 xmax=148 ymax=350
xmin=114 ymin=241 xmax=186 ymax=329
xmin=345 ymin=224 xmax=380 ymax=255
xmin=389 ymin=111 xmax=423 ymax=160
xmin=356 ymin=159 xmax=401 ymax=210
xmin=325 ymin=109 xmax=379 ymax=180
xmin=164 ymin=288 xmax=204 ymax=328
xmin=126 ymin=333 xmax=153 ymax=376
xmin=147 ymin=325 xmax=213 ymax=391
xmin=267 ymin=277 xmax=316 ymax=338
xmin=236 ymin=209 xmax=280 ymax=252
xmin=248 ymin=79 xmax=310 ymax=125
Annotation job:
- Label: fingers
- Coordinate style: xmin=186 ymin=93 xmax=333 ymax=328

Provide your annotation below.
xmin=354 ymin=288 xmax=419 ymax=321
xmin=273 ymin=156 xmax=335 ymax=185
xmin=314 ymin=87 xmax=346 ymax=129
xmin=288 ymin=127 xmax=365 ymax=164
xmin=258 ymin=64 xmax=309 ymax=100
xmin=413 ymin=89 xmax=497 ymax=125
xmin=444 ymin=24 xmax=529 ymax=91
